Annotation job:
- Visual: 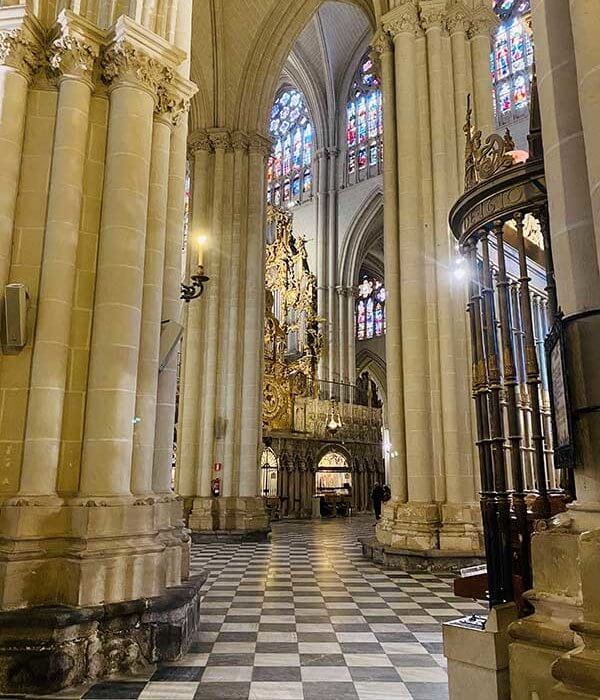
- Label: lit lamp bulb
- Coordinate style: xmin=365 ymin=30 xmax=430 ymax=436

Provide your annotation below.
xmin=453 ymin=256 xmax=467 ymax=281
xmin=196 ymin=234 xmax=207 ymax=271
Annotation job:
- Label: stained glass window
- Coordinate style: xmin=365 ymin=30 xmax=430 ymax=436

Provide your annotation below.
xmin=346 ymin=52 xmax=383 ymax=182
xmin=356 ymin=276 xmax=387 ymax=340
xmin=357 ymin=300 xmax=366 ymax=341
xmin=491 ymin=0 xmax=533 ymax=126
xmin=267 ymin=88 xmax=314 ymax=205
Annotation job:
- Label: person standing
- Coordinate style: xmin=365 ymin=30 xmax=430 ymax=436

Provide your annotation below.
xmin=372 ymin=482 xmax=384 ymax=520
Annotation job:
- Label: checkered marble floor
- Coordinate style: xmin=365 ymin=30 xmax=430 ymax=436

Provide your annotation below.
xmin=22 ymin=516 xmax=486 ymax=700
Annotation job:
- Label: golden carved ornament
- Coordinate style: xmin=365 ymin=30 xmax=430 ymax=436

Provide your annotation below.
xmin=263 ymin=205 xmax=322 ymax=432
xmin=502 ymin=347 xmax=516 ymax=379
xmin=464 ymin=94 xmax=515 ymax=191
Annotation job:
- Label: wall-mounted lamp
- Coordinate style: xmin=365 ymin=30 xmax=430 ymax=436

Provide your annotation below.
xmin=181 ymin=235 xmax=210 ymax=303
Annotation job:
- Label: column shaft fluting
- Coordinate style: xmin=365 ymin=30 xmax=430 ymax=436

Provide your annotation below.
xmin=80 ymin=71 xmax=155 ymax=497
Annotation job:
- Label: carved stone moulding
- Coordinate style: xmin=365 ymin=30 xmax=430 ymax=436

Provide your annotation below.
xmin=0 ymin=4 xmax=44 ymax=82
xmin=0 ymin=572 xmax=207 ymax=695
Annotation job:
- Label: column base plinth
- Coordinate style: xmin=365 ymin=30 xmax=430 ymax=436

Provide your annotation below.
xmin=0 ymin=572 xmax=207 ymax=696
xmin=188 ymin=496 xmax=270 ymax=541
xmin=439 ymin=502 xmax=484 ymax=553
xmin=376 ymin=500 xmax=442 ymax=550
xmin=0 ymin=499 xmax=190 ymax=609
xmin=507 ymin=521 xmax=586 ymax=699
xmin=366 ymin=499 xmax=484 ymax=572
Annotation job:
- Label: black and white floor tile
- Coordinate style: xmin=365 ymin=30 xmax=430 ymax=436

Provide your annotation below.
xmin=20 ymin=516 xmax=485 ymax=700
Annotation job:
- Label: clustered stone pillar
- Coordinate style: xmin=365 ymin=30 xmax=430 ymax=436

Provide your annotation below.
xmin=0 ymin=11 xmax=196 ymax=611
xmin=178 ymin=128 xmax=271 ymax=536
xmin=373 ymin=0 xmax=493 ymax=555
xmin=506 ymin=2 xmax=600 ymax=699
xmin=79 ymin=41 xmax=158 ymax=498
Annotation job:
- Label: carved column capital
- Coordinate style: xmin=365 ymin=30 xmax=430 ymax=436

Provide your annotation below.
xmin=188 ymin=129 xmax=213 ymax=154
xmin=50 ymin=34 xmax=98 ymax=85
xmin=382 ymin=2 xmax=420 ymax=38
xmin=248 ymin=131 xmax=272 ymax=158
xmin=101 ymin=39 xmax=168 ymax=96
xmin=445 ymin=2 xmax=471 ymax=34
xmin=231 ymin=130 xmax=250 ymax=151
xmin=0 ymin=28 xmax=41 ymax=81
xmin=370 ymin=29 xmax=393 ymax=56
xmin=468 ymin=6 xmax=498 ymax=38
xmin=155 ymin=85 xmax=190 ymax=126
xmin=208 ymin=127 xmax=233 ymax=152
xmin=419 ymin=2 xmax=447 ymax=32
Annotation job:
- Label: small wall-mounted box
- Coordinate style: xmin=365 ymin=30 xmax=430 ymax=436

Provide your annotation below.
xmin=4 ymin=283 xmax=28 ymax=348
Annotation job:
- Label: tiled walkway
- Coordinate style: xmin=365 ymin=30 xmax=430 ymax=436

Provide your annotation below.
xmin=28 ymin=516 xmax=485 ymax=699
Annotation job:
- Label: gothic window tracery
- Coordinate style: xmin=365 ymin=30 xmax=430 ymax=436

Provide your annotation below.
xmin=356 ymin=276 xmax=386 ymax=341
xmin=491 ymin=0 xmax=534 ymax=126
xmin=346 ymin=53 xmax=383 ymax=184
xmin=267 ymin=88 xmax=314 ymax=206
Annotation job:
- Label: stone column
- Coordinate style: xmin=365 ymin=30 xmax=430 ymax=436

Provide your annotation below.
xmin=152 ymin=112 xmax=190 ymax=496
xmin=390 ymin=6 xmax=434 ymax=506
xmin=237 ymin=134 xmax=270 ymax=508
xmin=507 ymin=3 xmax=600 ymax=698
xmin=447 ymin=3 xmax=471 ymax=184
xmin=177 ymin=130 xmax=212 ymax=499
xmin=130 ymin=92 xmax=173 ymax=496
xmin=219 ymin=131 xmax=252 ymax=500
xmin=422 ymin=2 xmax=479 ymax=550
xmin=315 ymin=148 xmax=329 ymax=384
xmin=20 ymin=27 xmax=98 ymax=497
xmin=568 ymin=0 xmax=600 ymax=273
xmin=346 ymin=287 xmax=356 ymax=387
xmin=327 ymin=147 xmax=339 ymax=388
xmin=337 ymin=286 xmax=348 ymax=398
xmin=371 ymin=28 xmax=407 ymax=503
xmin=194 ymin=130 xmax=230 ymax=502
xmin=469 ymin=3 xmax=496 ymax=139
xmin=186 ymin=130 xmax=269 ymax=535
xmin=0 ymin=12 xmax=40 ymax=298
xmin=79 ymin=39 xmax=162 ymax=497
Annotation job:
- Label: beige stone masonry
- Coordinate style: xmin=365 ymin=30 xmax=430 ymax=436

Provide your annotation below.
xmin=179 ymin=127 xmax=269 ymax=534
xmin=0 ymin=9 xmax=194 ymax=611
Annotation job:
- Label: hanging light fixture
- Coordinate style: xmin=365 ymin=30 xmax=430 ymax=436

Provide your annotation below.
xmin=326 ymin=400 xmax=343 ymax=433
